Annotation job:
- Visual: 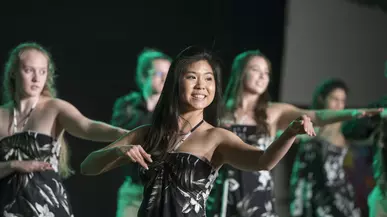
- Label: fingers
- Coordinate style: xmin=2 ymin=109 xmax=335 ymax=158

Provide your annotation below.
xmin=301 ymin=115 xmax=316 ymax=136
xmin=138 ymin=146 xmax=152 ymax=163
xmin=357 ymin=108 xmax=384 ymax=118
xmin=126 ymin=146 xmax=149 ymax=170
xmin=42 ymin=162 xmax=53 ymax=170
xmin=31 ymin=161 xmax=53 ymax=172
xmin=367 ymin=108 xmax=383 ymax=116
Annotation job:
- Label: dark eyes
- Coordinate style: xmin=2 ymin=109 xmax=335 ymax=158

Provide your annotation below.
xmin=24 ymin=68 xmax=47 ymax=75
xmin=186 ymin=75 xmax=213 ymax=81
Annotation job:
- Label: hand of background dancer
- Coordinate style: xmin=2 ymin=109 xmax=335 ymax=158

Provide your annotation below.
xmin=116 ymin=145 xmax=152 ymax=170
xmin=10 ymin=160 xmax=53 ymax=173
xmin=352 ymin=108 xmax=383 ymax=118
xmin=285 ymin=115 xmax=316 ymax=137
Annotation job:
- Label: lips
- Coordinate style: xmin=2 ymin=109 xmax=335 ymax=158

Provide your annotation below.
xmin=31 ymin=85 xmax=40 ymax=90
xmin=192 ymin=94 xmax=206 ymax=100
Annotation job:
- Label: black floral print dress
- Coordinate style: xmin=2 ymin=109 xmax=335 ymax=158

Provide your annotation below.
xmin=207 ymin=125 xmax=277 ymax=217
xmin=137 ymin=120 xmax=218 ymax=217
xmin=0 ymin=131 xmax=73 ymax=217
xmin=289 ymin=138 xmax=361 ymax=217
xmin=138 ymin=152 xmax=218 ymax=217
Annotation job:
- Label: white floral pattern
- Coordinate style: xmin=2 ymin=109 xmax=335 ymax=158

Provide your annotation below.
xmin=138 ymin=152 xmax=218 ymax=217
xmin=0 ymin=131 xmax=73 ymax=217
xmin=289 ymin=138 xmax=361 ymax=217
xmin=207 ymin=125 xmax=277 ymax=217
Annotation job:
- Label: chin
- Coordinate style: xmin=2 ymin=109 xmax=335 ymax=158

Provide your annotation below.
xmin=24 ymin=90 xmax=42 ymax=98
xmin=185 ymin=102 xmax=210 ymax=111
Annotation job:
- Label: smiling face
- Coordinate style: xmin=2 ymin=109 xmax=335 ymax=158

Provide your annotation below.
xmin=14 ymin=49 xmax=49 ymax=98
xmin=323 ymin=88 xmax=347 ymax=110
xmin=243 ymin=56 xmax=270 ymax=95
xmin=179 ymin=60 xmax=216 ymax=112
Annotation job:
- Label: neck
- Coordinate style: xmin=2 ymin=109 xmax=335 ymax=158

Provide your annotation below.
xmin=239 ymin=91 xmax=260 ymax=111
xmin=145 ymin=93 xmax=161 ymax=112
xmin=178 ymin=109 xmax=204 ymax=133
xmin=14 ymin=93 xmax=40 ymax=114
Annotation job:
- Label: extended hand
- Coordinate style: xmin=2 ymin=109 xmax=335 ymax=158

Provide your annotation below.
xmin=286 ymin=115 xmax=316 ymax=137
xmin=11 ymin=160 xmax=53 ymax=173
xmin=117 ymin=145 xmax=152 ymax=170
xmin=353 ymin=108 xmax=383 ymax=118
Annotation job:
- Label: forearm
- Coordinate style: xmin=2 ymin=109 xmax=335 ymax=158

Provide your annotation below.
xmin=312 ymin=109 xmax=359 ymax=126
xmin=381 ymin=109 xmax=387 ymax=118
xmin=84 ymin=121 xmax=129 ymax=142
xmin=258 ymin=130 xmax=296 ymax=170
xmin=80 ymin=146 xmax=131 ymax=175
xmin=0 ymin=161 xmax=16 ymax=179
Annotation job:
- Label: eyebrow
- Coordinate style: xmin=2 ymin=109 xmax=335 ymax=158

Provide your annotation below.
xmin=186 ymin=71 xmax=214 ymax=75
xmin=22 ymin=64 xmax=48 ymax=69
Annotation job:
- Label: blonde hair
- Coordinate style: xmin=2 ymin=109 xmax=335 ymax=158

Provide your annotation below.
xmin=2 ymin=42 xmax=73 ymax=178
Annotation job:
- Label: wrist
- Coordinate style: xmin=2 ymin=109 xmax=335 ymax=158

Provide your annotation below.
xmin=115 ymin=145 xmax=131 ymax=157
xmin=8 ymin=160 xmax=17 ymax=170
xmin=282 ymin=127 xmax=298 ymax=138
xmin=351 ymin=110 xmax=360 ymax=118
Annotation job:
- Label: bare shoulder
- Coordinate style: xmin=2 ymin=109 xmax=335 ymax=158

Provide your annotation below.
xmin=267 ymin=102 xmax=295 ymax=119
xmin=268 ymin=102 xmax=293 ymax=110
xmin=43 ymin=98 xmax=78 ymax=114
xmin=44 ymin=98 xmax=70 ymax=108
xmin=206 ymin=127 xmax=237 ymax=143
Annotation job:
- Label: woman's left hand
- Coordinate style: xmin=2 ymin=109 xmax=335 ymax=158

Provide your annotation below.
xmin=286 ymin=115 xmax=316 ymax=137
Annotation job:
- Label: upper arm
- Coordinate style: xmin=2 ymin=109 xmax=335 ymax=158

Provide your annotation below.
xmin=102 ymin=125 xmax=149 ymax=150
xmin=275 ymin=103 xmax=316 ymax=129
xmin=214 ymin=128 xmax=264 ymax=171
xmin=54 ymin=99 xmax=93 ymax=137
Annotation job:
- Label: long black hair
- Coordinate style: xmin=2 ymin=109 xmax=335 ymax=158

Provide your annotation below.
xmin=143 ymin=46 xmax=223 ymax=161
xmin=311 ymin=78 xmax=349 ymax=109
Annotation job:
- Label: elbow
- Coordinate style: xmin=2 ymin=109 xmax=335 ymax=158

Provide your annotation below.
xmin=80 ymin=158 xmax=101 ymax=176
xmin=256 ymin=158 xmax=275 ymax=171
xmin=256 ymin=165 xmax=273 ymax=171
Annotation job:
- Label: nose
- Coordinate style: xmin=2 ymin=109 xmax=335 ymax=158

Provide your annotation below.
xmin=194 ymin=77 xmax=205 ymax=90
xmin=32 ymin=71 xmax=39 ymax=83
xmin=258 ymin=71 xmax=266 ymax=79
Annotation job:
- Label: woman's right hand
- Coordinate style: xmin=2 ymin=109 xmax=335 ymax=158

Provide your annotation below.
xmin=116 ymin=145 xmax=152 ymax=170
xmin=10 ymin=160 xmax=53 ymax=173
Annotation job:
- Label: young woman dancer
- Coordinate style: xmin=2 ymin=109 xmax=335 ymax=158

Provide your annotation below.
xmin=206 ymin=50 xmax=382 ymax=217
xmin=0 ymin=42 xmax=128 ymax=217
xmin=80 ymin=46 xmax=316 ymax=217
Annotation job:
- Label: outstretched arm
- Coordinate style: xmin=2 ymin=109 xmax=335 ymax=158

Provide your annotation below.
xmin=216 ymin=115 xmax=315 ymax=171
xmin=275 ymin=102 xmax=382 ymax=128
xmin=80 ymin=125 xmax=150 ymax=175
xmin=54 ymin=99 xmax=128 ymax=142
xmin=276 ymin=128 xmax=320 ymax=144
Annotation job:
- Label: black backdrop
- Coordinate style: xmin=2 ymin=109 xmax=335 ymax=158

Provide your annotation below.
xmin=0 ymin=2 xmax=287 ymax=216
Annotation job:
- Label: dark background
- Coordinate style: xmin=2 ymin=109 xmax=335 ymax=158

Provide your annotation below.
xmin=0 ymin=2 xmax=287 ymax=216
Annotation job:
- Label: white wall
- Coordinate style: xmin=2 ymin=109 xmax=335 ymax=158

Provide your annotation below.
xmin=275 ymin=1 xmax=387 ymax=216
xmin=280 ymin=0 xmax=387 ymax=107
